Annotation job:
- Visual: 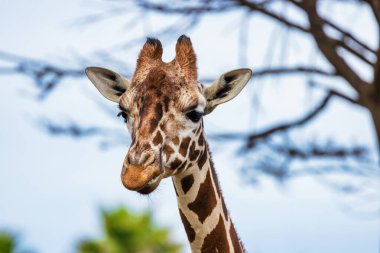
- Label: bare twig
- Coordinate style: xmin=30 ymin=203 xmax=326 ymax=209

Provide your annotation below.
xmin=209 ymin=87 xmax=359 ymax=149
xmin=235 ymin=0 xmax=309 ymax=32
xmin=0 ymin=51 xmax=83 ymax=99
xmin=324 ymin=19 xmax=376 ymax=55
xmin=298 ymin=1 xmax=370 ymax=94
xmin=253 ymin=66 xmax=338 ymax=78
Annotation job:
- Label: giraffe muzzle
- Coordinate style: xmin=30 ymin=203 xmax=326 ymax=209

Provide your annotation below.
xmin=121 ymin=157 xmax=163 ymax=194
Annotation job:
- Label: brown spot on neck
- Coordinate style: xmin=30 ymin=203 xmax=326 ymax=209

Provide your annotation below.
xmin=188 ymin=141 xmax=195 ymax=157
xmin=181 ymin=174 xmax=194 ymax=194
xmin=190 ymin=149 xmax=200 ymax=161
xmin=187 ymin=170 xmax=217 ymax=223
xmin=170 ymin=158 xmax=183 ymax=170
xmin=198 ymin=133 xmax=205 ymax=147
xmin=201 ymin=215 xmax=230 ymax=253
xmin=197 ymin=149 xmax=207 ymax=170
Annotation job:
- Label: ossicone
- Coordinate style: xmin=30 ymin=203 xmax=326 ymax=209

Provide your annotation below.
xmin=137 ymin=37 xmax=163 ymax=66
xmin=175 ymin=34 xmax=197 ymax=81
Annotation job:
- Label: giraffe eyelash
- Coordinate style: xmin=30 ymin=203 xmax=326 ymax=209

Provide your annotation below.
xmin=117 ymin=111 xmax=128 ymax=123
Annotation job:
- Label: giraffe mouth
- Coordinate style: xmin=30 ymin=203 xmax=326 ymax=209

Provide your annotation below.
xmin=120 ymin=163 xmax=163 ymax=195
xmin=137 ymin=174 xmax=163 ymax=194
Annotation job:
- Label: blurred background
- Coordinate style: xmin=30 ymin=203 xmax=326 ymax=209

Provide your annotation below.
xmin=0 ymin=0 xmax=379 ymax=252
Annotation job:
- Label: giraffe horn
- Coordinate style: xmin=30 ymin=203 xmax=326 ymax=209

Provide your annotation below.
xmin=175 ymin=35 xmax=197 ymax=80
xmin=136 ymin=37 xmax=163 ymax=67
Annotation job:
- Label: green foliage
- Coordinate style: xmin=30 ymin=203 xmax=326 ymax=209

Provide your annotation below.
xmin=77 ymin=207 xmax=181 ymax=253
xmin=0 ymin=232 xmax=16 ymax=253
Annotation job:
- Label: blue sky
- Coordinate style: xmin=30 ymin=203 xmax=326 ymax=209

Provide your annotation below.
xmin=0 ymin=0 xmax=379 ymax=253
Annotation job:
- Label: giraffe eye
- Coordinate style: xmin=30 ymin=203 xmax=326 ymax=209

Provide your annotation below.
xmin=186 ymin=110 xmax=203 ymax=123
xmin=117 ymin=111 xmax=128 ymax=123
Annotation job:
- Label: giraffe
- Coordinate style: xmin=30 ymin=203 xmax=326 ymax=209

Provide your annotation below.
xmin=85 ymin=35 xmax=252 ymax=253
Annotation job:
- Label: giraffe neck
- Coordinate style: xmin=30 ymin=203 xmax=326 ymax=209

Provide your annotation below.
xmin=172 ymin=138 xmax=244 ymax=253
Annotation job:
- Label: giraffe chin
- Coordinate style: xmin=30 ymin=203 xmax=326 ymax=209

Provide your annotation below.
xmin=120 ymin=164 xmax=163 ymax=195
xmin=137 ymin=174 xmax=163 ymax=195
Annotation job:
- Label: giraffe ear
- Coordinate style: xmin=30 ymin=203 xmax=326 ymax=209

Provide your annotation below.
xmin=85 ymin=67 xmax=130 ymax=103
xmin=203 ymin=68 xmax=252 ymax=114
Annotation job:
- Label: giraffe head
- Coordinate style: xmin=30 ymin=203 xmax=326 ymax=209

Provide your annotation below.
xmin=85 ymin=35 xmax=252 ymax=194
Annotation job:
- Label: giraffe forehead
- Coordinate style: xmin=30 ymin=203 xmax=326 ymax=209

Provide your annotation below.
xmin=121 ymin=68 xmax=203 ymax=113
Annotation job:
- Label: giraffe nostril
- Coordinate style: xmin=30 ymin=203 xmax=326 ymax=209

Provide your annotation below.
xmin=138 ymin=153 xmax=148 ymax=165
xmin=144 ymin=152 xmax=155 ymax=167
xmin=139 ymin=151 xmax=155 ymax=167
xmin=127 ymin=155 xmax=132 ymax=165
xmin=127 ymin=150 xmax=155 ymax=167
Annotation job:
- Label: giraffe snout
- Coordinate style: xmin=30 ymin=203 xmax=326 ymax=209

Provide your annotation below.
xmin=121 ymin=149 xmax=163 ymax=194
xmin=127 ymin=150 xmax=156 ymax=168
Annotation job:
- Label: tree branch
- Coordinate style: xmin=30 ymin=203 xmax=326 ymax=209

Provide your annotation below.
xmin=253 ymin=66 xmax=338 ymax=78
xmin=373 ymin=44 xmax=380 ymax=101
xmin=209 ymin=88 xmax=359 ymax=147
xmin=367 ymin=0 xmax=380 ymax=25
xmin=199 ymin=66 xmax=339 ymax=84
xmin=246 ymin=92 xmax=331 ymax=147
xmin=273 ymin=143 xmax=368 ymax=162
xmin=136 ymin=0 xmax=233 ymax=14
xmin=325 ymin=19 xmax=376 ymax=55
xmin=297 ymin=0 xmax=370 ymax=95
xmin=242 ymin=137 xmax=375 ymax=184
xmin=235 ymin=0 xmax=309 ymax=32
xmin=0 ymin=51 xmax=83 ymax=99
xmin=332 ymin=37 xmax=374 ymax=65
xmin=42 ymin=120 xmax=107 ymax=138
xmin=40 ymin=119 xmax=130 ymax=149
